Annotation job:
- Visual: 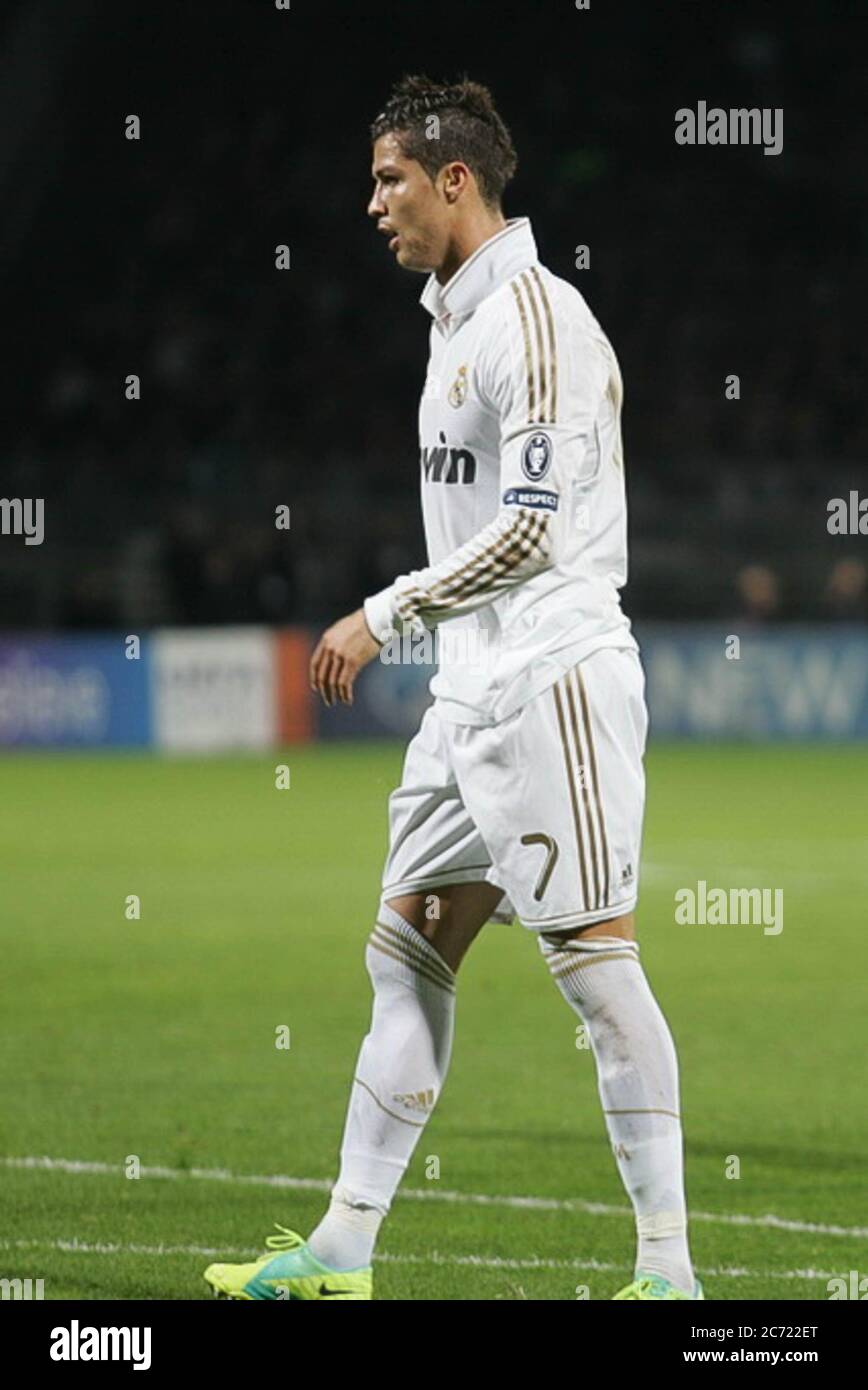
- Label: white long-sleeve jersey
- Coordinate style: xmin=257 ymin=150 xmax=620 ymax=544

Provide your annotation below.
xmin=363 ymin=217 xmax=638 ymax=727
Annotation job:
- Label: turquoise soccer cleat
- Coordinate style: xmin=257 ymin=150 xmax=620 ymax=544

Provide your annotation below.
xmin=204 ymin=1224 xmax=372 ymax=1300
xmin=612 ymin=1270 xmax=705 ymax=1300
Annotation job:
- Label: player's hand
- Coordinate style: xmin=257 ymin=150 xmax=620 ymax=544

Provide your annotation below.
xmin=310 ymin=607 xmax=381 ymax=707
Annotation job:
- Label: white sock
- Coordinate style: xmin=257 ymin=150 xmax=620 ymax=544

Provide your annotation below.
xmin=540 ymin=933 xmax=695 ymax=1294
xmin=305 ymin=1183 xmax=384 ymax=1272
xmin=308 ymin=906 xmax=455 ymax=1271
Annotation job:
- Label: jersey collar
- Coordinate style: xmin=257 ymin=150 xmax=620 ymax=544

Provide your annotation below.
xmin=420 ymin=217 xmax=538 ymax=326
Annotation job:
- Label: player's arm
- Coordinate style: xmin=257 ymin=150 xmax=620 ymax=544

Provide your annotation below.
xmin=362 ymin=501 xmax=551 ymax=642
xmin=362 ymin=281 xmax=608 ymax=642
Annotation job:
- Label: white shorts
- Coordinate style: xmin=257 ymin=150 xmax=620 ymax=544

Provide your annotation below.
xmin=381 ymin=646 xmax=648 ymax=932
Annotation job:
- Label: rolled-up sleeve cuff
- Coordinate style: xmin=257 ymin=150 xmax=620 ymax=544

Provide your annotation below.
xmin=363 ymin=587 xmax=397 ymax=645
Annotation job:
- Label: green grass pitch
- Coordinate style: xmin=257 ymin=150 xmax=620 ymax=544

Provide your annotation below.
xmin=1 ymin=742 xmax=864 ymax=1300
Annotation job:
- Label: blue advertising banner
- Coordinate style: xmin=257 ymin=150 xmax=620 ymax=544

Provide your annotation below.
xmin=0 ymin=635 xmax=151 ymax=747
xmin=316 ymin=625 xmax=868 ymax=742
xmin=1 ymin=625 xmax=865 ymax=747
xmin=639 ymin=624 xmax=868 ymax=740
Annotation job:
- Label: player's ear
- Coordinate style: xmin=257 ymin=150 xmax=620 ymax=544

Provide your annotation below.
xmin=441 ymin=161 xmax=469 ymax=204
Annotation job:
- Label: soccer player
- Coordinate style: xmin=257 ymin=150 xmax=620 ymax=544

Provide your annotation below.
xmin=205 ymin=75 xmax=701 ymax=1302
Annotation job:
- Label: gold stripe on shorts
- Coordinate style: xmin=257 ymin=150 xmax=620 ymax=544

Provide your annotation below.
xmin=575 ymin=666 xmax=610 ymax=908
xmin=564 ymin=671 xmax=602 ymax=912
xmin=552 ymin=678 xmax=590 ymax=913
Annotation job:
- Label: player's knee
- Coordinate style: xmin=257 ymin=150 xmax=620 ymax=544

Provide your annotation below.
xmin=364 ymin=909 xmax=457 ymax=1006
xmin=381 ymin=896 xmax=482 ymax=976
xmin=383 ymin=893 xmax=442 ymax=935
xmin=541 ymin=912 xmax=636 ymax=947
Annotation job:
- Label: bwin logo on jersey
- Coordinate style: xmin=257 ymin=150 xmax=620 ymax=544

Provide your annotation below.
xmin=522 ymin=432 xmax=553 ymax=482
xmin=421 ymin=431 xmax=477 ymax=484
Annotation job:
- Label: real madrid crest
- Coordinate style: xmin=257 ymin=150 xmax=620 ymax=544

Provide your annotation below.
xmin=448 ymin=364 xmax=469 ymax=408
xmin=521 ymin=431 xmax=553 ymax=481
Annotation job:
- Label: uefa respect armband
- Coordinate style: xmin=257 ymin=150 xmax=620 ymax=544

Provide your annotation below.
xmin=502 ymin=487 xmax=559 ymax=512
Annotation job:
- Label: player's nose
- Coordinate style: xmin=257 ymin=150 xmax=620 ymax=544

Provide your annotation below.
xmin=367 ymin=187 xmax=386 ymax=218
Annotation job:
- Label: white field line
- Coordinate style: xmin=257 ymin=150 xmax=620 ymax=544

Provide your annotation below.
xmin=641 ymin=862 xmax=855 ymax=889
xmin=3 ymin=1154 xmax=866 ymax=1241
xmin=0 ymin=1236 xmax=847 ymax=1285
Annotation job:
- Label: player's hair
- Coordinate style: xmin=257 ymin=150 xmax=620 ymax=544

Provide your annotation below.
xmin=370 ymin=74 xmax=518 ymax=208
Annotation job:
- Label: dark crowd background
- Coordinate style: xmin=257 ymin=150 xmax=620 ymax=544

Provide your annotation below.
xmin=1 ymin=0 xmax=865 ymax=632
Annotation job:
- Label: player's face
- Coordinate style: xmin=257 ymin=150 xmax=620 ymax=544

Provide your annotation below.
xmin=368 ymin=133 xmax=450 ymax=274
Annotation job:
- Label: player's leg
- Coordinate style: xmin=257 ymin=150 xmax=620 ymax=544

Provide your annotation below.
xmin=204 ymin=883 xmax=485 ymax=1302
xmin=537 ymin=654 xmax=696 ymax=1296
xmin=454 ymin=648 xmax=698 ymax=1299
xmin=306 ymin=878 xmax=501 ymax=1273
xmin=306 ymin=706 xmax=505 ymax=1276
xmin=534 ymin=653 xmax=695 ymax=1295
xmin=204 ymin=708 xmax=501 ymax=1299
xmin=538 ymin=914 xmax=696 ymax=1298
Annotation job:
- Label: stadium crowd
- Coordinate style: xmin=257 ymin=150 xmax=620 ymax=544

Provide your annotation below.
xmin=2 ymin=6 xmax=863 ymax=630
